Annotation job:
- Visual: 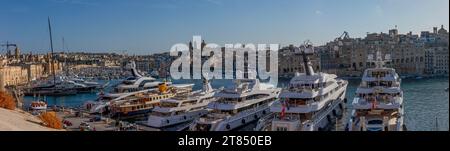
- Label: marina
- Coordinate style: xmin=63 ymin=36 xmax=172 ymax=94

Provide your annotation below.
xmin=1 ymin=8 xmax=447 ymax=132
xmin=17 ymin=42 xmax=444 ymax=131
xmin=20 ymin=76 xmax=448 ymax=131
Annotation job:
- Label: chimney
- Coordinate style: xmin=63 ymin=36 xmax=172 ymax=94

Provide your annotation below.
xmin=433 ymin=27 xmax=438 ymax=34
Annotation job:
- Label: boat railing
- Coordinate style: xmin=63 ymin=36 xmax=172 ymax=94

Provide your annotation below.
xmin=199 ymin=113 xmax=229 ymax=122
xmin=254 ymin=113 xmax=275 ymax=131
xmin=356 ymin=96 xmax=401 ymax=105
xmin=224 ymin=105 xmax=268 ymax=122
xmin=287 ymin=87 xmax=315 ymax=93
xmin=310 ymin=93 xmax=344 ymax=125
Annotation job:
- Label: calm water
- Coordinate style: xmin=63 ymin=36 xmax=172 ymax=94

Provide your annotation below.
xmin=24 ymin=77 xmax=449 ymax=131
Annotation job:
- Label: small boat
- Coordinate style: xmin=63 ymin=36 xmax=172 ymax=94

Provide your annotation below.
xmin=30 ymin=101 xmax=48 ymax=110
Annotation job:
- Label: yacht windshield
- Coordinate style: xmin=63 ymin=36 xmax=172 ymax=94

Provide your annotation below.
xmin=368 ymin=119 xmax=383 ymax=125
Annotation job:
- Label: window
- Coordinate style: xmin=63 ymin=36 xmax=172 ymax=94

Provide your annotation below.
xmin=368 ymin=120 xmax=383 ymax=125
xmin=276 ymin=127 xmax=288 ymax=131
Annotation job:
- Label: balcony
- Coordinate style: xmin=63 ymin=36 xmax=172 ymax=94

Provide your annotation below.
xmin=352 ymin=97 xmax=402 ymax=110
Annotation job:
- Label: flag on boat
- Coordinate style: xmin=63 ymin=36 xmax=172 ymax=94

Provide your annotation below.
xmin=371 ymin=98 xmax=377 ymax=109
xmin=280 ymin=99 xmax=286 ymax=119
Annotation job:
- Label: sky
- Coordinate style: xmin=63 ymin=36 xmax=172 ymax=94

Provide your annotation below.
xmin=0 ymin=0 xmax=449 ymax=55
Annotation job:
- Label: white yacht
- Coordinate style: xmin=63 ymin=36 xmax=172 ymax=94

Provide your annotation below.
xmin=24 ymin=76 xmax=79 ymax=96
xmin=112 ymin=61 xmax=170 ymax=94
xmin=86 ymin=61 xmax=171 ymax=113
xmin=87 ymin=82 xmax=194 ymax=114
xmin=190 ymin=79 xmax=281 ymax=131
xmin=255 ymin=42 xmax=348 ymax=131
xmin=147 ymin=79 xmax=217 ymax=128
xmin=346 ymin=51 xmax=406 ymax=131
xmin=69 ymin=77 xmax=103 ymax=89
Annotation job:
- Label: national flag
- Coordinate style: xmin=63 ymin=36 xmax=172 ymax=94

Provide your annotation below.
xmin=372 ymin=98 xmax=377 ymax=109
xmin=280 ymin=99 xmax=286 ymax=119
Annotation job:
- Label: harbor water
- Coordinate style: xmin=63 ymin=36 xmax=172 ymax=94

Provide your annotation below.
xmin=24 ymin=77 xmax=449 ymax=131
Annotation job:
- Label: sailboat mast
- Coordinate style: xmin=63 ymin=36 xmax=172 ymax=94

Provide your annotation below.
xmin=62 ymin=37 xmax=68 ymax=75
xmin=48 ymin=17 xmax=56 ymax=85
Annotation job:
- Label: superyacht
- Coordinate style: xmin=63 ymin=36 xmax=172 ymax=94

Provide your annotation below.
xmin=190 ymin=79 xmax=280 ymax=131
xmin=147 ymin=79 xmax=217 ymax=128
xmin=346 ymin=51 xmax=406 ymax=131
xmin=255 ymin=42 xmax=348 ymax=131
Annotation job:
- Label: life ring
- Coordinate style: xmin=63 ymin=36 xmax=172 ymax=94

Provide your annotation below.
xmin=226 ymin=124 xmax=231 ymax=130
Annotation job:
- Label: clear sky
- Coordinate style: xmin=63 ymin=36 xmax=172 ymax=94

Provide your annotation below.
xmin=0 ymin=0 xmax=448 ymax=55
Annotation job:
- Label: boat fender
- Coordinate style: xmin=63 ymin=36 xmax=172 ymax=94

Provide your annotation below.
xmin=332 ymin=110 xmax=337 ymax=116
xmin=262 ymin=111 xmax=266 ymax=115
xmin=339 ymin=103 xmax=343 ymax=110
xmin=183 ymin=116 xmax=187 ymax=120
xmin=254 ymin=115 xmax=258 ymax=119
xmin=326 ymin=115 xmax=331 ymax=122
xmin=242 ymin=119 xmax=246 ymax=124
xmin=226 ymin=124 xmax=231 ymax=130
xmin=344 ymin=98 xmax=348 ymax=103
xmin=166 ymin=120 xmax=170 ymax=124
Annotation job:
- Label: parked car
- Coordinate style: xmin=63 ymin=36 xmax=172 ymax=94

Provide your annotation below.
xmin=89 ymin=116 xmax=102 ymax=122
xmin=79 ymin=122 xmax=91 ymax=131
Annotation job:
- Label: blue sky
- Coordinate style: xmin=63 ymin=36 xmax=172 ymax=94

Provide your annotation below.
xmin=0 ymin=0 xmax=448 ymax=55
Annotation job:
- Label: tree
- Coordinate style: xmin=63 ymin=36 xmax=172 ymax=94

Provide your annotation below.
xmin=0 ymin=91 xmax=16 ymax=110
xmin=39 ymin=112 xmax=63 ymax=129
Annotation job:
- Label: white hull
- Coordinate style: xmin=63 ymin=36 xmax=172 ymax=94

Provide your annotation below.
xmin=347 ymin=104 xmax=405 ymax=131
xmin=256 ymin=82 xmax=347 ymax=131
xmin=147 ymin=109 xmax=209 ymax=128
xmin=193 ymin=104 xmax=271 ymax=131
xmin=215 ymin=106 xmax=270 ymax=131
xmin=31 ymin=106 xmax=47 ymax=110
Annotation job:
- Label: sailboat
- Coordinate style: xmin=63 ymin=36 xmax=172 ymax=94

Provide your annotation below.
xmin=24 ymin=17 xmax=77 ymax=96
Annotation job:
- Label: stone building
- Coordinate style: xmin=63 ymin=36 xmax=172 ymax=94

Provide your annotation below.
xmin=0 ymin=65 xmax=28 ymax=86
xmin=278 ymin=45 xmax=321 ymax=77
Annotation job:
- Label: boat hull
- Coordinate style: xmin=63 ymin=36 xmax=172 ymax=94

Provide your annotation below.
xmin=112 ymin=108 xmax=153 ymax=118
xmin=24 ymin=89 xmax=77 ymax=96
xmin=147 ymin=109 xmax=209 ymax=128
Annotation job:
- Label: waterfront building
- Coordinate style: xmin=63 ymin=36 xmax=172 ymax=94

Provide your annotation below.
xmin=22 ymin=63 xmax=46 ymax=82
xmin=425 ymin=47 xmax=449 ymax=75
xmin=135 ymin=59 xmax=155 ymax=74
xmin=0 ymin=65 xmax=28 ymax=86
xmin=319 ymin=26 xmax=448 ymax=77
xmin=279 ymin=45 xmax=321 ymax=77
